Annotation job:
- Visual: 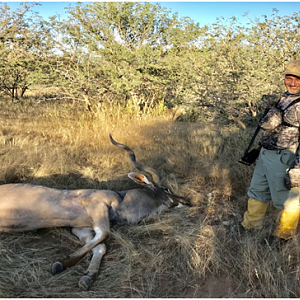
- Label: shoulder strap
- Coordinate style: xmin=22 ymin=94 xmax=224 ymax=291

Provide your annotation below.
xmin=281 ymin=97 xmax=300 ymax=128
xmin=279 ymin=96 xmax=300 ymax=111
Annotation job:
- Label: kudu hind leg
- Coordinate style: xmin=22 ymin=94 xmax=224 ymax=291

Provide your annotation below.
xmin=72 ymin=227 xmax=107 ymax=290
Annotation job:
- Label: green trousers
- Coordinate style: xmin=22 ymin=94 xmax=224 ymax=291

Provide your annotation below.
xmin=242 ymin=147 xmax=300 ymax=239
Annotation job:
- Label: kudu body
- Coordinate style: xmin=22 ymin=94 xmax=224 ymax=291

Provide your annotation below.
xmin=0 ymin=135 xmax=188 ymax=290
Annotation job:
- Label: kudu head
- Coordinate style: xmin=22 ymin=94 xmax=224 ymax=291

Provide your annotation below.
xmin=109 ymin=134 xmax=190 ymax=208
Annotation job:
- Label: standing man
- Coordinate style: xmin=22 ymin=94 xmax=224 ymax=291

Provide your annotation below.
xmin=241 ymin=60 xmax=300 ymax=241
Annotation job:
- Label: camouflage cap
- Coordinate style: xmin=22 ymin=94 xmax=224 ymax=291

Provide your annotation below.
xmin=283 ymin=60 xmax=300 ymax=78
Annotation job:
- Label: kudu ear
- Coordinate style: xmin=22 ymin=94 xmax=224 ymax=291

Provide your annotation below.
xmin=128 ymin=172 xmax=154 ymax=188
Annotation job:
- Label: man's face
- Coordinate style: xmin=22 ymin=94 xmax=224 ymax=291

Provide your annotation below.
xmin=284 ymin=75 xmax=300 ymax=95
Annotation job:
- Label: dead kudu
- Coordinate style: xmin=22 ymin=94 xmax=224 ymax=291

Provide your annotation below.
xmin=0 ymin=134 xmax=189 ymax=290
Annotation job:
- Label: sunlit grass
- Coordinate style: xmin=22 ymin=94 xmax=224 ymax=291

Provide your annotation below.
xmin=0 ymin=94 xmax=300 ymax=297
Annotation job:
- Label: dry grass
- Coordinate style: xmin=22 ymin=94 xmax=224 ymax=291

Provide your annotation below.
xmin=1 ymin=95 xmax=300 ymax=297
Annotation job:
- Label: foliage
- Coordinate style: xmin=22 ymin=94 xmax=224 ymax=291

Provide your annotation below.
xmin=0 ymin=2 xmax=299 ymax=124
xmin=44 ymin=2 xmax=203 ymax=111
xmin=0 ymin=3 xmax=52 ymax=100
xmin=179 ymin=10 xmax=300 ymax=125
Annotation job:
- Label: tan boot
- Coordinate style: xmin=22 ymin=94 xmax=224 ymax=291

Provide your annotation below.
xmin=274 ymin=209 xmax=300 ymax=239
xmin=241 ymin=198 xmax=269 ymax=229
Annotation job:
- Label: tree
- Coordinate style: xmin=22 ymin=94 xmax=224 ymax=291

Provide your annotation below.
xmin=47 ymin=2 xmax=203 ymax=112
xmin=0 ymin=3 xmax=51 ymax=100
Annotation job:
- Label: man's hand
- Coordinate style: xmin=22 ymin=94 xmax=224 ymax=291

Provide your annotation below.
xmin=284 ymin=169 xmax=300 ymax=190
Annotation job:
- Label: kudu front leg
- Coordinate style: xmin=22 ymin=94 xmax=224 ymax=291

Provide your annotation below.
xmin=69 ymin=227 xmax=107 ymax=290
xmin=51 ymin=226 xmax=109 ymax=282
xmin=79 ymin=243 xmax=107 ymax=290
xmin=51 ymin=227 xmax=108 ymax=268
xmin=52 ymin=206 xmax=110 ymax=290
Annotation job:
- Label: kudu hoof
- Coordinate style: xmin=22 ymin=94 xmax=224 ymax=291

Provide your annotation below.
xmin=78 ymin=275 xmax=92 ymax=291
xmin=52 ymin=261 xmax=64 ymax=275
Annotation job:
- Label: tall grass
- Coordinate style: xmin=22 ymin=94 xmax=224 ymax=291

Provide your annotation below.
xmin=0 ymin=95 xmax=299 ymax=297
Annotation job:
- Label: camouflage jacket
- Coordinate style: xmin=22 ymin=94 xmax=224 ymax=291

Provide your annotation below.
xmin=259 ymin=91 xmax=300 ymax=169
